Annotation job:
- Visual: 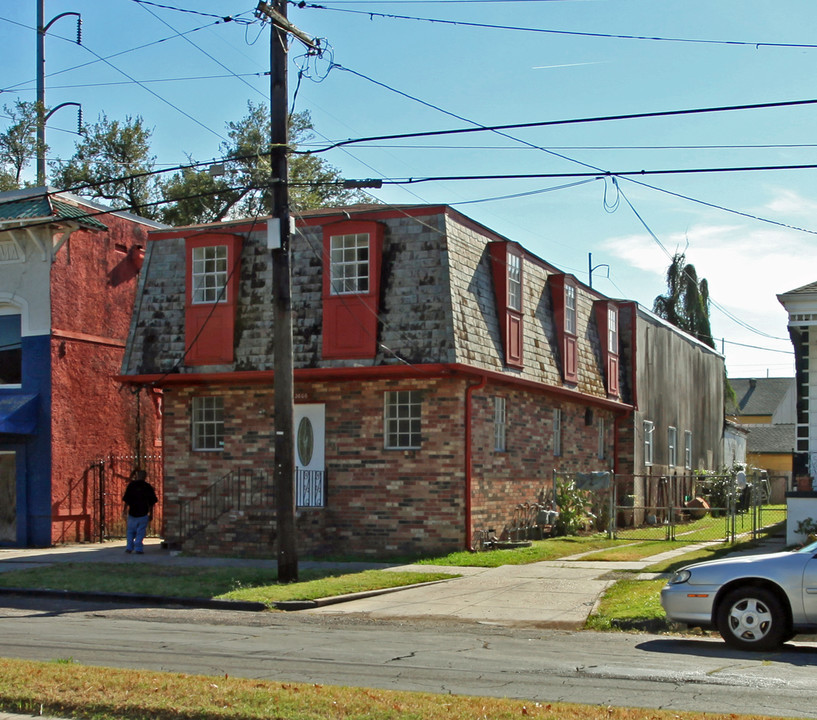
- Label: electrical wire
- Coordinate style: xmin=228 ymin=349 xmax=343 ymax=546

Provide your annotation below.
xmin=296 ymin=2 xmax=817 ymax=50
xmin=135 ymin=2 xmax=269 ymax=105
xmin=305 ymin=93 xmax=817 ymax=154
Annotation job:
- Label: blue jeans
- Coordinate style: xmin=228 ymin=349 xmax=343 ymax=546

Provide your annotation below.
xmin=126 ymin=514 xmax=150 ymax=552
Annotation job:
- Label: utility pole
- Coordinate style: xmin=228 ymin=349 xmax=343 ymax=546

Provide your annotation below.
xmin=36 ymin=0 xmax=81 ymax=185
xmin=256 ymin=0 xmax=318 ymax=583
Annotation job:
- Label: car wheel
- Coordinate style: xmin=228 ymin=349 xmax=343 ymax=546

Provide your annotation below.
xmin=716 ymin=586 xmax=787 ymax=651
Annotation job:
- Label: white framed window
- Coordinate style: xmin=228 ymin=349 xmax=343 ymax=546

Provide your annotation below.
xmin=553 ymin=408 xmax=562 ymax=457
xmin=643 ymin=420 xmax=654 ymax=466
xmin=608 ymin=306 xmax=618 ymax=354
xmin=0 ymin=311 xmax=22 ymax=386
xmin=330 ymin=233 xmax=369 ymax=295
xmin=598 ymin=417 xmax=605 ymax=460
xmin=384 ymin=390 xmax=421 ymax=449
xmin=192 ymin=396 xmax=224 ymax=451
xmin=684 ymin=430 xmax=693 ymax=470
xmin=191 ymin=245 xmax=228 ymax=304
xmin=494 ymin=396 xmax=506 ymax=452
xmin=668 ymin=426 xmax=677 ymax=467
xmin=565 ymin=284 xmax=576 ymax=335
xmin=507 ymin=254 xmax=521 ymax=312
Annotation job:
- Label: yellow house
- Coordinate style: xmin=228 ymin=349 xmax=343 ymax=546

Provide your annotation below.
xmin=730 ymin=377 xmax=795 ymax=475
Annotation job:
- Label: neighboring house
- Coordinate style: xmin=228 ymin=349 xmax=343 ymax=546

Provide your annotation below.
xmin=0 ymin=186 xmax=163 ymax=547
xmin=777 ymin=282 xmax=817 ymax=487
xmin=120 ymin=204 xmax=725 ymax=557
xmin=616 ymin=303 xmax=725 ymax=477
xmin=729 ymin=376 xmax=795 ymax=476
xmin=723 ymin=420 xmax=749 ymax=467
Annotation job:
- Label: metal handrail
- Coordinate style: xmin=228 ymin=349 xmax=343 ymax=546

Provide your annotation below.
xmin=177 ymin=467 xmax=269 ymax=543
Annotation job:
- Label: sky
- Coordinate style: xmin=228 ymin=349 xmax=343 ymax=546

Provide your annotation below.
xmin=3 ymin=0 xmax=817 ymax=379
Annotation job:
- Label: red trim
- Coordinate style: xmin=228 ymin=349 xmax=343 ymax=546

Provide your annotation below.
xmin=321 ymin=220 xmax=384 ymax=359
xmin=550 ymin=274 xmax=579 ymax=383
xmin=488 ymin=241 xmax=524 ymax=369
xmin=593 ymin=300 xmax=620 ymax=399
xmin=184 ymin=233 xmax=242 ymax=366
xmin=465 ymin=375 xmax=487 ymax=550
xmin=52 ymin=328 xmax=126 ymax=349
xmin=118 ymin=362 xmax=632 ymax=412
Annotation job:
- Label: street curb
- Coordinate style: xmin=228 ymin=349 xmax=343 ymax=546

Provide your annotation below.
xmin=0 ymin=587 xmax=267 ymax=611
xmin=0 ymin=578 xmax=453 ymax=613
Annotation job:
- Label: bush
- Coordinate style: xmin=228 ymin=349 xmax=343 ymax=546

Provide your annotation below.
xmin=554 ymin=478 xmax=594 ymax=536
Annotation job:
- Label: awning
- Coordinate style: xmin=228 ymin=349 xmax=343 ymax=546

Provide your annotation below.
xmin=0 ymin=394 xmax=38 ymax=435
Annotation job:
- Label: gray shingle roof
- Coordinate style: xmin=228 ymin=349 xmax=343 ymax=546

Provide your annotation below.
xmin=731 ymin=377 xmax=794 ymax=416
xmin=744 ymin=423 xmax=795 ymax=453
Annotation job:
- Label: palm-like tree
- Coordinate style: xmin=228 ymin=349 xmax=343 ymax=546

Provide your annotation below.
xmin=653 ymin=252 xmax=714 ymax=349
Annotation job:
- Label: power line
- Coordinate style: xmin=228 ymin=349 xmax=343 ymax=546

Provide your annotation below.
xmin=7 ymin=73 xmax=270 ymax=93
xmin=128 ymin=0 xmax=248 ymax=22
xmin=306 ymin=93 xmax=817 ymax=154
xmin=0 ymin=14 xmax=224 ymax=93
xmin=297 ymin=3 xmax=817 ymax=49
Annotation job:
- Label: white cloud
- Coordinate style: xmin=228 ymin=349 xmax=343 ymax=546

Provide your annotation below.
xmin=599 ymin=222 xmax=813 ymax=376
xmin=764 ymin=189 xmax=817 ymax=219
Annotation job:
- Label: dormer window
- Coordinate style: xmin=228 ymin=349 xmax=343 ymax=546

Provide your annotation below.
xmin=549 ymin=274 xmax=578 ymax=384
xmin=330 ymin=233 xmax=369 ymax=294
xmin=565 ymin=284 xmax=577 ymax=335
xmin=608 ymin=306 xmax=618 ymax=354
xmin=322 ymin=220 xmax=384 ymax=359
xmin=594 ymin=300 xmax=620 ymax=398
xmin=191 ymin=245 xmax=228 ymax=303
xmin=184 ymin=233 xmax=242 ymax=366
xmin=489 ymin=241 xmax=524 ymax=368
xmin=507 ymin=253 xmax=521 ymax=312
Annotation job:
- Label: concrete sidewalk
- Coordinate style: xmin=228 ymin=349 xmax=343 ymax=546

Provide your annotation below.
xmin=0 ymin=535 xmax=788 ymax=628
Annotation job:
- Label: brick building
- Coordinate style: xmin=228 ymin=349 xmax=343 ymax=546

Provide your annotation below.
xmin=120 ymin=204 xmax=723 ymax=557
xmin=0 ymin=187 xmax=163 ymax=547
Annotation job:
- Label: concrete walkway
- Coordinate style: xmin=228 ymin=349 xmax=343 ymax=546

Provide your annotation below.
xmin=0 ymin=535 xmax=788 ymax=628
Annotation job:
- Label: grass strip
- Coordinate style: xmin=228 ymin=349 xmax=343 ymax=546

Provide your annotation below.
xmin=416 ymin=535 xmax=620 ymax=567
xmin=0 ymin=657 xmax=791 ymax=720
xmin=0 ymin=564 xmax=454 ymax=608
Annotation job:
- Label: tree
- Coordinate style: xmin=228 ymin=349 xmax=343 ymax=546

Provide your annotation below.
xmin=158 ymin=103 xmax=368 ymax=225
xmin=0 ymin=100 xmax=39 ymax=190
xmin=50 ymin=113 xmax=159 ymax=218
xmin=653 ymin=252 xmax=714 ymax=348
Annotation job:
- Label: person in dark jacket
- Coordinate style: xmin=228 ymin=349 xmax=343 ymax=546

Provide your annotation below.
xmin=122 ymin=469 xmax=158 ymax=554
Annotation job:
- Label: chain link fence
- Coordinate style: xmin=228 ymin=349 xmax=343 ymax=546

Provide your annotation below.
xmin=611 ymin=471 xmax=786 ymax=543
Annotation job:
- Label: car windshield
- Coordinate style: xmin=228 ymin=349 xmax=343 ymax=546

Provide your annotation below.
xmin=796 ymin=539 xmax=817 ymax=554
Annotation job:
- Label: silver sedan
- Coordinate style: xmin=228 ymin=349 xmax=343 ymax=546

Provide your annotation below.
xmin=660 ymin=540 xmax=817 ymax=650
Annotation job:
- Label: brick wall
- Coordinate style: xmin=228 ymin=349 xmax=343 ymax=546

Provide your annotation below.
xmin=163 ymin=374 xmax=617 ymax=558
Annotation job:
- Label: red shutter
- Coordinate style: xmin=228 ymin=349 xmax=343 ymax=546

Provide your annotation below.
xmin=184 ymin=233 xmax=241 ymax=366
xmin=488 ymin=241 xmax=524 ymax=369
xmin=322 ymin=220 xmax=383 ymax=359
xmin=594 ymin=300 xmax=620 ymax=398
xmin=550 ymin=274 xmax=578 ymax=383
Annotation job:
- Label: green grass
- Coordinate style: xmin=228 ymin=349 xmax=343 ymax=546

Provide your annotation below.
xmin=415 ymin=535 xmax=620 ymax=567
xmin=585 ymin=534 xmax=786 ymax=632
xmin=585 ymin=577 xmax=667 ymax=631
xmin=0 ymin=657 xmax=787 ymax=720
xmin=0 ymin=563 xmax=454 ymax=608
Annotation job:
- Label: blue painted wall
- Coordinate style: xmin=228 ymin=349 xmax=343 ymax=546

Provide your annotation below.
xmin=0 ymin=334 xmax=51 ymax=547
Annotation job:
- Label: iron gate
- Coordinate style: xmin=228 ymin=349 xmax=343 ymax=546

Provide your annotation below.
xmin=88 ymin=454 xmax=163 ymax=541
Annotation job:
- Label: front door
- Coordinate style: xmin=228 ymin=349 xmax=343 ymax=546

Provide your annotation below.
xmin=294 ymin=404 xmax=326 ymax=508
xmin=0 ymin=452 xmax=16 ymax=543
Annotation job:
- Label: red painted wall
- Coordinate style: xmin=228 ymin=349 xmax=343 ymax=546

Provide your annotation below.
xmin=48 ymin=213 xmax=159 ymax=543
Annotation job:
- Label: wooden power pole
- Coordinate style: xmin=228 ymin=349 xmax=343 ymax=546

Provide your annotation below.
xmin=256 ymin=0 xmax=317 ymax=583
